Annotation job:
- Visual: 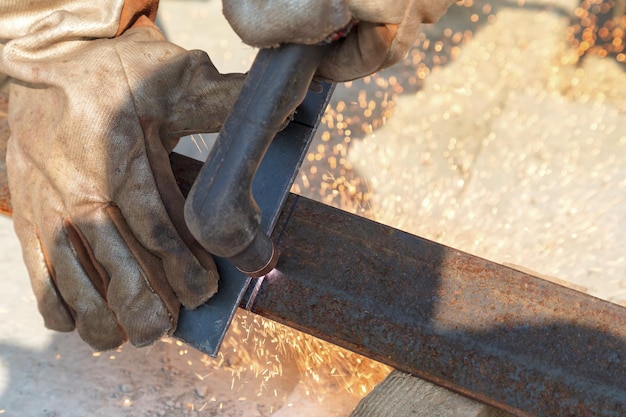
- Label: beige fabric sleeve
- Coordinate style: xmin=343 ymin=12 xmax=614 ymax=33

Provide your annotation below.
xmin=0 ymin=0 xmax=159 ymax=39
xmin=0 ymin=1 xmax=124 ymax=40
xmin=0 ymin=0 xmax=160 ymax=82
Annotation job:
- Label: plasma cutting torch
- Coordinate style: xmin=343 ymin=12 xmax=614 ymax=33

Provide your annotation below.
xmin=184 ymin=43 xmax=327 ymax=278
xmin=181 ymin=43 xmax=331 ymax=354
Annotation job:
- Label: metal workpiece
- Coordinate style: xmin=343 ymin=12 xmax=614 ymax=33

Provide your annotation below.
xmin=248 ymin=194 xmax=626 ymax=417
xmin=184 ymin=44 xmax=328 ymax=275
xmin=171 ymin=154 xmax=626 ymax=415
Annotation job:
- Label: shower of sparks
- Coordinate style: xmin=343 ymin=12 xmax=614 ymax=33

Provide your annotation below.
xmin=187 ymin=311 xmax=392 ymax=400
xmin=569 ymin=0 xmax=625 ymax=62
xmin=294 ymin=0 xmax=625 ymax=221
xmin=292 ymin=0 xmax=495 ymax=216
xmin=189 ymin=134 xmax=203 ymax=153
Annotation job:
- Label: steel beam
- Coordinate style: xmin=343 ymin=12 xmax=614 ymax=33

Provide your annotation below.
xmin=171 ymin=154 xmax=626 ymax=417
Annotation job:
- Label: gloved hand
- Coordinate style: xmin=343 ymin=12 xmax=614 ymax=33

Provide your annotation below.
xmin=222 ymin=0 xmax=456 ymax=81
xmin=2 ymin=13 xmax=244 ymax=350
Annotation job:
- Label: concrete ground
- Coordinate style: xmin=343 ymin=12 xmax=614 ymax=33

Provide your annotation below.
xmin=1 ymin=0 xmax=625 ymax=416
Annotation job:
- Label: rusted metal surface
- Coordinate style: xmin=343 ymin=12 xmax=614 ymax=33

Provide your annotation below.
xmin=252 ymin=194 xmax=626 ymax=417
xmin=171 ymin=154 xmax=626 ymax=416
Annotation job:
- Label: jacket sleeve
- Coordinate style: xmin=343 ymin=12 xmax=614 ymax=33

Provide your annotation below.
xmin=0 ymin=0 xmax=159 ymax=81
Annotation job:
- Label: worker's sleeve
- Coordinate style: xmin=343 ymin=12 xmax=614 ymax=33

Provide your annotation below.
xmin=0 ymin=1 xmax=125 ymax=40
xmin=0 ymin=0 xmax=158 ymax=38
xmin=0 ymin=0 xmax=158 ymax=82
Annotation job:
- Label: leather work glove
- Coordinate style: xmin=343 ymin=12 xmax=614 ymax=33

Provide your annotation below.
xmin=1 ymin=3 xmax=244 ymax=350
xmin=222 ymin=0 xmax=457 ymax=81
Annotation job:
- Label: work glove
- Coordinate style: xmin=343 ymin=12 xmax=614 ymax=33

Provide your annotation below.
xmin=1 ymin=9 xmax=244 ymax=350
xmin=222 ymin=0 xmax=457 ymax=81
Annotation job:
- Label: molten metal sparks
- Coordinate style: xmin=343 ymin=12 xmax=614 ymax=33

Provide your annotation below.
xmin=186 ymin=311 xmax=392 ymax=399
xmin=292 ymin=0 xmax=489 ymax=217
xmin=569 ymin=0 xmax=626 ymax=62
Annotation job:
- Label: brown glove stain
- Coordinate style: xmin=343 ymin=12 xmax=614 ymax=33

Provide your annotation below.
xmin=0 ymin=91 xmax=11 ymax=217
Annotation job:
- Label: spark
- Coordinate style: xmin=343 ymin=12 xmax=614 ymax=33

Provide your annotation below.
xmin=194 ymin=372 xmax=212 ymax=381
xmin=569 ymin=0 xmax=625 ymax=60
xmin=190 ymin=134 xmax=202 ymax=153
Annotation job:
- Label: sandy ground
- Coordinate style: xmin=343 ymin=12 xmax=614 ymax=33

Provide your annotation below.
xmin=1 ymin=0 xmax=625 ymax=416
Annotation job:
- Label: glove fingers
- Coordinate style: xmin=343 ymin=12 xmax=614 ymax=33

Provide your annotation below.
xmin=115 ymin=29 xmax=245 ymax=149
xmin=319 ymin=22 xmax=399 ymax=81
xmin=44 ymin=220 xmax=126 ymax=351
xmin=118 ymin=193 xmax=219 ymax=309
xmin=12 ymin=215 xmax=75 ymax=332
xmin=117 ymin=133 xmax=219 ymax=309
xmin=349 ymin=0 xmax=452 ymax=24
xmin=162 ymin=51 xmax=245 ymax=141
xmin=349 ymin=0 xmax=409 ymax=23
xmin=78 ymin=205 xmax=179 ymax=347
xmin=321 ymin=0 xmax=443 ymax=81
xmin=223 ymin=0 xmax=453 ymax=82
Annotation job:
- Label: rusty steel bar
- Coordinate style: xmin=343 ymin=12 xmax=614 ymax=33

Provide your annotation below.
xmin=171 ymin=154 xmax=626 ymax=417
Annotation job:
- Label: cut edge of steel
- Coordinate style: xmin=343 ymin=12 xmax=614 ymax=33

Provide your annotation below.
xmin=171 ymin=155 xmax=626 ymax=417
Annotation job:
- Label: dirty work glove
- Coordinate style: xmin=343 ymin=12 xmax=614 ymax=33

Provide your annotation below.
xmin=1 ymin=8 xmax=244 ymax=350
xmin=222 ymin=0 xmax=456 ymax=81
